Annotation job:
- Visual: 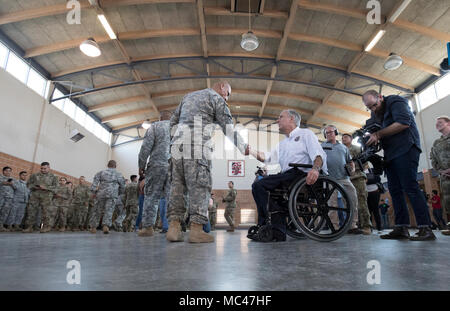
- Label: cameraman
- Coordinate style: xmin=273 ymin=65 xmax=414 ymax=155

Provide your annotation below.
xmin=362 ymin=90 xmax=434 ymax=241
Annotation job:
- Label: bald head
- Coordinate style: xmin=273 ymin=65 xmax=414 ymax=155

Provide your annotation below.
xmin=107 ymin=160 xmax=116 ymax=168
xmin=212 ymin=81 xmax=231 ymax=102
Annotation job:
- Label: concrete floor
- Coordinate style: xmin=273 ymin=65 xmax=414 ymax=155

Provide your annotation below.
xmin=0 ymin=229 xmax=449 ymax=291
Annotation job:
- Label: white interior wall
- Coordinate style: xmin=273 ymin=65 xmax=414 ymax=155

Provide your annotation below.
xmin=0 ymin=69 xmax=110 ymax=182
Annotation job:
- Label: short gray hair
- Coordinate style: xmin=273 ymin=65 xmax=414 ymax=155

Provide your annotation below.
xmin=286 ymin=110 xmax=301 ymax=127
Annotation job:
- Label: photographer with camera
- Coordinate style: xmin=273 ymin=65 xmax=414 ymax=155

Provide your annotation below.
xmin=362 ymin=90 xmax=434 ymax=241
xmin=342 ymin=133 xmax=372 ymax=235
xmin=322 ymin=126 xmax=361 ymax=234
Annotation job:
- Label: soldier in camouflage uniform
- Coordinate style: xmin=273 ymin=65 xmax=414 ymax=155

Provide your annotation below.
xmin=6 ymin=171 xmax=30 ymax=231
xmin=430 ymin=116 xmax=450 ymax=235
xmin=53 ymin=177 xmax=72 ymax=232
xmin=223 ymin=181 xmax=237 ymax=232
xmin=70 ymin=176 xmax=90 ymax=231
xmin=167 ymin=81 xmax=248 ymax=243
xmin=209 ymin=193 xmax=218 ymax=231
xmin=23 ymin=162 xmax=59 ymax=233
xmin=138 ymin=110 xmax=172 ymax=237
xmin=89 ymin=160 xmax=125 ymax=234
xmin=0 ymin=167 xmax=16 ymax=232
xmin=123 ymin=175 xmax=140 ymax=232
xmin=113 ymin=193 xmax=126 ymax=231
xmin=342 ymin=134 xmax=372 ymax=234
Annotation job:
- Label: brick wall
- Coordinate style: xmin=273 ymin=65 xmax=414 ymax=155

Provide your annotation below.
xmin=0 ymin=151 xmax=85 ymax=186
xmin=212 ymin=189 xmax=257 ymax=227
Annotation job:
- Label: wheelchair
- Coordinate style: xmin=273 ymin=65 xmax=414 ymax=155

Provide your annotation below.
xmin=248 ymin=163 xmax=353 ymax=242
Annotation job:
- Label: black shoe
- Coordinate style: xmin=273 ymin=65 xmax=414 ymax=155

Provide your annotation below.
xmin=380 ymin=227 xmax=410 ymax=240
xmin=347 ymin=228 xmax=363 ymax=234
xmin=160 ymin=229 xmax=168 ymax=233
xmin=409 ymin=227 xmax=436 ymax=241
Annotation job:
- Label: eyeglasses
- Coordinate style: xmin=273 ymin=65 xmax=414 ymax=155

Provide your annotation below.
xmin=325 ymin=131 xmax=335 ymax=135
xmin=366 ymin=99 xmax=379 ymax=111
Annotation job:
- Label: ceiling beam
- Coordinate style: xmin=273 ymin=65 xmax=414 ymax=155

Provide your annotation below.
xmin=298 ymin=0 xmax=450 ymax=43
xmin=259 ymin=0 xmax=299 ymax=117
xmin=204 ymin=7 xmax=288 ymax=19
xmin=88 ymin=95 xmax=147 ymax=112
xmin=101 ymin=108 xmax=154 ymax=123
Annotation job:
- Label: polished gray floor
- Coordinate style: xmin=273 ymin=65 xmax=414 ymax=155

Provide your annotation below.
xmin=0 ymin=229 xmax=449 ymax=291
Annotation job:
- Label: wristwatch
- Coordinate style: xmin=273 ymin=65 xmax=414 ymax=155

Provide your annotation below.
xmin=312 ymin=166 xmax=321 ymax=172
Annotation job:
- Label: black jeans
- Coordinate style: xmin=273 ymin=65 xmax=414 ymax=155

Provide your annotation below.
xmin=252 ymin=168 xmax=306 ymax=234
xmin=367 ymin=190 xmax=381 ymax=231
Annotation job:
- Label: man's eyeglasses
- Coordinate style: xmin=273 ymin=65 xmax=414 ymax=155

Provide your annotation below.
xmin=366 ymin=99 xmax=379 ymax=111
xmin=325 ymin=131 xmax=335 ymax=135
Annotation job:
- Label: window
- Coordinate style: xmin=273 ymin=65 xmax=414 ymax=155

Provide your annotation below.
xmin=52 ymin=89 xmax=65 ymax=110
xmin=418 ymin=85 xmax=437 ymax=111
xmin=74 ymin=106 xmax=86 ymax=126
xmin=240 ymin=209 xmax=256 ymax=224
xmin=93 ymin=122 xmax=103 ymax=139
xmin=216 ymin=209 xmax=227 ymax=224
xmin=0 ymin=42 xmax=8 ymax=68
xmin=84 ymin=115 xmax=95 ymax=132
xmin=6 ymin=52 xmax=29 ymax=83
xmin=27 ymin=68 xmax=47 ymax=96
xmin=63 ymin=100 xmax=76 ymax=119
xmin=435 ymin=73 xmax=450 ymax=100
xmin=101 ymin=129 xmax=111 ymax=144
xmin=225 ymin=128 xmax=248 ymax=150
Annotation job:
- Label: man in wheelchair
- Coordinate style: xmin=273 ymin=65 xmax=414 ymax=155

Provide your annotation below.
xmin=246 ymin=110 xmax=327 ymax=242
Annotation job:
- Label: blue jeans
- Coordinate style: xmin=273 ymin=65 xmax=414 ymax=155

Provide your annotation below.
xmin=159 ymin=198 xmax=169 ymax=231
xmin=381 ymin=214 xmax=390 ymax=229
xmin=203 ymin=219 xmax=211 ymax=233
xmin=385 ymin=146 xmax=431 ymax=228
xmin=135 ymin=194 xmax=144 ymax=229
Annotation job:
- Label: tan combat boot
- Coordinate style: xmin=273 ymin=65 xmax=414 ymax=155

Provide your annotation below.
xmin=166 ymin=220 xmax=184 ymax=242
xmin=59 ymin=227 xmax=65 ymax=232
xmin=362 ymin=227 xmax=372 ymax=235
xmin=23 ymin=226 xmax=33 ymax=233
xmin=138 ymin=226 xmax=154 ymax=237
xmin=188 ymin=222 xmax=214 ymax=243
xmin=226 ymin=225 xmax=235 ymax=232
xmin=40 ymin=226 xmax=51 ymax=233
xmin=13 ymin=225 xmax=22 ymax=232
xmin=89 ymin=227 xmax=97 ymax=234
xmin=102 ymin=225 xmax=109 ymax=234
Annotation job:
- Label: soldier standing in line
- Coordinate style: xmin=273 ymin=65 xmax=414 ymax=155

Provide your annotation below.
xmin=23 ymin=162 xmax=59 ymax=233
xmin=69 ymin=176 xmax=90 ymax=231
xmin=0 ymin=167 xmax=16 ymax=232
xmin=342 ymin=133 xmax=373 ymax=235
xmin=89 ymin=160 xmax=125 ymax=234
xmin=6 ymin=171 xmax=30 ymax=231
xmin=223 ymin=181 xmax=237 ymax=232
xmin=123 ymin=175 xmax=139 ymax=232
xmin=209 ymin=193 xmax=218 ymax=231
xmin=431 ymin=116 xmax=450 ymax=235
xmin=112 ymin=192 xmax=126 ymax=231
xmin=166 ymin=81 xmax=248 ymax=243
xmin=53 ymin=177 xmax=72 ymax=232
xmin=138 ymin=110 xmax=172 ymax=237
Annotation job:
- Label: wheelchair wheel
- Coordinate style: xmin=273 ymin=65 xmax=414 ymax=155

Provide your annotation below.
xmin=288 ymin=176 xmax=353 ymax=242
xmin=286 ymin=217 xmax=306 ymax=239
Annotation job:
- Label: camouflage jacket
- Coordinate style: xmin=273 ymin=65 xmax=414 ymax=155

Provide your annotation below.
xmin=124 ymin=182 xmax=139 ymax=206
xmin=348 ymin=144 xmax=367 ymax=180
xmin=13 ymin=180 xmax=30 ymax=203
xmin=90 ymin=168 xmax=125 ymax=199
xmin=72 ymin=184 xmax=90 ymax=205
xmin=223 ymin=188 xmax=237 ymax=208
xmin=208 ymin=199 xmax=218 ymax=213
xmin=170 ymin=88 xmax=247 ymax=159
xmin=138 ymin=120 xmax=170 ymax=171
xmin=431 ymin=134 xmax=450 ymax=179
xmin=53 ymin=185 xmax=72 ymax=207
xmin=27 ymin=172 xmax=58 ymax=195
xmin=0 ymin=175 xmax=16 ymax=199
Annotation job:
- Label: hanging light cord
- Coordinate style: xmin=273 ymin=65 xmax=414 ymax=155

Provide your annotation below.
xmin=248 ymin=0 xmax=251 ymax=32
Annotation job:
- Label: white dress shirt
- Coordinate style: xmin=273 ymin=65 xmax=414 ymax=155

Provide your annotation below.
xmin=264 ymin=127 xmax=327 ymax=173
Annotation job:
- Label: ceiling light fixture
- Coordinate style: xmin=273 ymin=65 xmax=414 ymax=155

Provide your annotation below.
xmin=364 ymin=29 xmax=386 ymax=52
xmin=98 ymin=14 xmax=117 ymax=40
xmin=241 ymin=0 xmax=259 ymax=52
xmin=384 ymin=53 xmax=403 ymax=70
xmin=79 ymin=38 xmax=101 ymax=57
xmin=142 ymin=120 xmax=151 ymax=129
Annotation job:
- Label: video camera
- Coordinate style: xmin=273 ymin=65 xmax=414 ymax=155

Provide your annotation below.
xmin=255 ymin=166 xmax=266 ymax=178
xmin=352 ymin=118 xmax=384 ymax=175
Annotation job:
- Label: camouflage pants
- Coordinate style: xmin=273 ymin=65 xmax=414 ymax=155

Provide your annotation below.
xmin=123 ymin=204 xmax=138 ymax=231
xmin=25 ymin=192 xmax=54 ymax=228
xmin=441 ymin=178 xmax=450 ymax=214
xmin=5 ymin=202 xmax=27 ymax=226
xmin=351 ymin=177 xmax=372 ymax=228
xmin=224 ymin=206 xmax=235 ymax=227
xmin=114 ymin=203 xmax=126 ymax=229
xmin=209 ymin=211 xmax=217 ymax=229
xmin=89 ymin=197 xmax=116 ymax=228
xmin=168 ymin=158 xmax=211 ymax=225
xmin=328 ymin=179 xmax=359 ymax=229
xmin=55 ymin=206 xmax=69 ymax=228
xmin=85 ymin=201 xmax=94 ymax=229
xmin=70 ymin=203 xmax=88 ymax=229
xmin=142 ymin=164 xmax=169 ymax=227
xmin=0 ymin=197 xmax=13 ymax=225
